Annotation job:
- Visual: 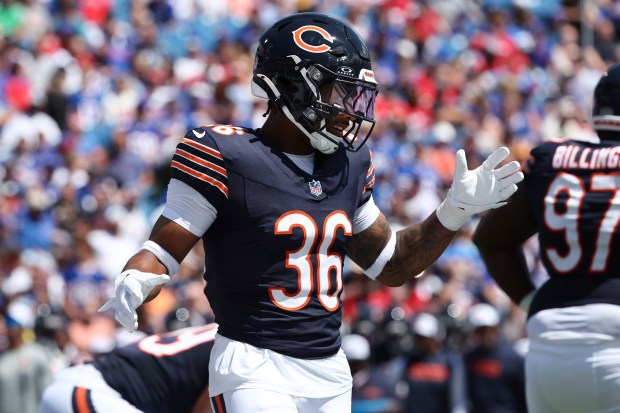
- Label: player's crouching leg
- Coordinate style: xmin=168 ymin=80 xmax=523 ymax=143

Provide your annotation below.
xmin=40 ymin=364 xmax=143 ymax=413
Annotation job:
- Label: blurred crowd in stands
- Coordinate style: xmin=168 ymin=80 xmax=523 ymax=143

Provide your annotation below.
xmin=0 ymin=0 xmax=618 ymax=411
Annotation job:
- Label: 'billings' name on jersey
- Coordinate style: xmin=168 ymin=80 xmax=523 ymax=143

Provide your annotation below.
xmin=552 ymin=144 xmax=620 ymax=170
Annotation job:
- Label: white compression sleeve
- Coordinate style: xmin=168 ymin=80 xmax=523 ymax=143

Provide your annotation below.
xmin=353 ymin=196 xmax=381 ymax=234
xmin=161 ymin=179 xmax=217 ymax=237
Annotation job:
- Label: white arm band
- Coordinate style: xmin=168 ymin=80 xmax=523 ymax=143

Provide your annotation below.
xmin=363 ymin=231 xmax=396 ymax=280
xmin=353 ymin=196 xmax=381 ymax=234
xmin=141 ymin=240 xmax=180 ymax=275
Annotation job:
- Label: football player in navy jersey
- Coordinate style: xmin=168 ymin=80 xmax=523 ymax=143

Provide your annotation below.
xmin=99 ymin=12 xmax=523 ymax=413
xmin=474 ymin=64 xmax=620 ymax=413
xmin=39 ymin=324 xmax=216 ymax=413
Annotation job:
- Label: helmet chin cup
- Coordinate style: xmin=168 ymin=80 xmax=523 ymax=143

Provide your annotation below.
xmin=310 ymin=131 xmax=339 ymax=154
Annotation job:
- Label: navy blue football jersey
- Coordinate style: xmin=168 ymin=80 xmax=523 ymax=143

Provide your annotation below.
xmin=92 ymin=324 xmax=216 ymax=413
xmin=525 ymin=138 xmax=620 ymax=312
xmin=170 ymin=125 xmax=375 ymax=359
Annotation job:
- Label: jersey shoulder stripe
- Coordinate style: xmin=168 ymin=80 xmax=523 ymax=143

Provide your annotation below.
xmin=175 ymin=141 xmax=227 ymax=177
xmin=179 ymin=137 xmax=224 ymax=162
xmin=363 ymin=149 xmax=376 ymax=195
xmin=171 ymin=160 xmax=228 ymax=197
xmin=171 ymin=128 xmax=229 ymax=201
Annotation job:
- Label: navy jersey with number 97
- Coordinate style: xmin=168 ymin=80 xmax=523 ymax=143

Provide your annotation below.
xmin=525 ymin=138 xmax=620 ymax=313
xmin=525 ymin=139 xmax=620 ymax=277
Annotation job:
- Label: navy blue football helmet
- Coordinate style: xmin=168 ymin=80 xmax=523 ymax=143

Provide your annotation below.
xmin=252 ymin=13 xmax=378 ymax=154
xmin=592 ymin=63 xmax=620 ymax=133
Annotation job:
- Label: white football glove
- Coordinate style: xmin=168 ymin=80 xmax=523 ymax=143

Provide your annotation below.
xmin=436 ymin=146 xmax=524 ymax=231
xmin=99 ymin=269 xmax=170 ymax=332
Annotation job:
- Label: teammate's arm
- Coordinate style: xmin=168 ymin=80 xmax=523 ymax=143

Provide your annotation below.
xmin=473 ymin=182 xmax=538 ymax=306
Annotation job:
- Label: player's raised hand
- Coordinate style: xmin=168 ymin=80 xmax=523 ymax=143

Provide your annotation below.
xmin=437 ymin=147 xmax=524 ymax=231
xmin=99 ymin=269 xmax=170 ymax=332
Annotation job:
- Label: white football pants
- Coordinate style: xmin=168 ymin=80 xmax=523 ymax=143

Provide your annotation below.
xmin=210 ymin=388 xmax=352 ymax=413
xmin=526 ymin=304 xmax=620 ymax=413
xmin=208 ymin=334 xmax=352 ymax=413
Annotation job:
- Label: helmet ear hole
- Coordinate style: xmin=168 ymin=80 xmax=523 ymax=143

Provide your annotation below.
xmin=279 ymin=77 xmax=299 ymax=93
xmin=278 ymin=77 xmax=302 ymax=105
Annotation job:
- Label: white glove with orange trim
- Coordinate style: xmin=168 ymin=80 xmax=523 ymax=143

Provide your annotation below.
xmin=436 ymin=147 xmax=524 ymax=231
xmin=99 ymin=269 xmax=170 ymax=332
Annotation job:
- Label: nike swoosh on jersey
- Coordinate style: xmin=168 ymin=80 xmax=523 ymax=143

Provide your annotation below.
xmin=193 ymin=129 xmax=206 ymax=138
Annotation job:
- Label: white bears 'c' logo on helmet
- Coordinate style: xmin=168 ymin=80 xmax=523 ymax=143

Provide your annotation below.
xmin=292 ymin=25 xmax=333 ymax=53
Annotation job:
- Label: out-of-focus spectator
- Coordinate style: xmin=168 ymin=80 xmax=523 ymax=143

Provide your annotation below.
xmin=0 ymin=301 xmax=51 ymax=413
xmin=162 ymin=278 xmax=214 ymax=332
xmin=33 ymin=304 xmax=71 ymax=376
xmin=343 ymin=333 xmax=401 ymax=413
xmin=398 ymin=312 xmax=466 ymax=413
xmin=16 ymin=187 xmax=56 ymax=250
xmin=86 ymin=203 xmax=142 ymax=280
xmin=463 ymin=303 xmax=526 ymax=413
xmin=62 ymin=238 xmax=108 ymax=320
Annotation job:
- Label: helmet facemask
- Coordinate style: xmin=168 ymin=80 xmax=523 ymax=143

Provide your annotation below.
xmin=309 ymin=65 xmax=378 ymax=153
xmin=253 ymin=56 xmax=378 ymax=154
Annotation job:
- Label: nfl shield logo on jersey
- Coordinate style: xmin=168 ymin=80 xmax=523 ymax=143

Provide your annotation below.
xmin=308 ymin=180 xmax=322 ymax=196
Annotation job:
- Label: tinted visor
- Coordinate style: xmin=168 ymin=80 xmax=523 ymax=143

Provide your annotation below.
xmin=324 ymin=78 xmax=377 ymax=120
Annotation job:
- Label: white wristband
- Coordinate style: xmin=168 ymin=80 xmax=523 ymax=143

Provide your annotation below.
xmin=436 ymin=194 xmax=471 ymax=231
xmin=364 ymin=231 xmax=396 ymax=280
xmin=141 ymin=241 xmax=180 ymax=275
